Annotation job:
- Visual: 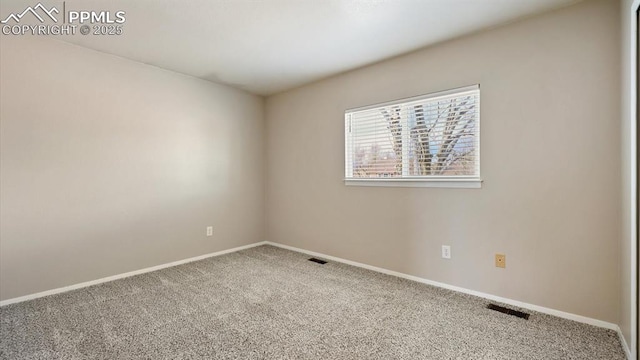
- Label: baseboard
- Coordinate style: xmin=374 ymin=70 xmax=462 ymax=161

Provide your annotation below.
xmin=0 ymin=241 xmax=267 ymax=307
xmin=617 ymin=327 xmax=632 ymax=360
xmin=265 ymin=241 xmax=621 ymax=332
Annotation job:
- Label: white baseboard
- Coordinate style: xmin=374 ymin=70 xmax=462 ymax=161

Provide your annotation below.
xmin=618 ymin=327 xmax=632 ymax=360
xmin=265 ymin=242 xmax=623 ymax=332
xmin=0 ymin=241 xmax=267 ymax=307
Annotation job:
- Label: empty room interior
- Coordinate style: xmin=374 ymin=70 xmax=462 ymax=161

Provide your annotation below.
xmin=0 ymin=0 xmax=638 ymax=359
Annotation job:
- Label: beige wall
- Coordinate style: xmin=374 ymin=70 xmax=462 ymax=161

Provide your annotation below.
xmin=0 ymin=37 xmax=265 ymax=301
xmin=266 ymin=0 xmax=621 ymax=323
xmin=620 ymin=0 xmax=636 ymax=352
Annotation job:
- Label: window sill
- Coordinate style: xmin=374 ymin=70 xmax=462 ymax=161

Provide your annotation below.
xmin=344 ymin=178 xmax=482 ymax=188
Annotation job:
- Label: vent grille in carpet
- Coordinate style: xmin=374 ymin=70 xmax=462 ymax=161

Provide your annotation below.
xmin=308 ymin=258 xmax=327 ymax=265
xmin=487 ymin=304 xmax=530 ymax=320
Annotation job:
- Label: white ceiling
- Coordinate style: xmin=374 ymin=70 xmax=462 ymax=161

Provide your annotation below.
xmin=1 ymin=0 xmax=580 ymax=95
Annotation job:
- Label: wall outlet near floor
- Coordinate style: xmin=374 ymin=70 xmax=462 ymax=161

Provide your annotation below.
xmin=495 ymin=254 xmax=506 ymax=268
xmin=441 ymin=245 xmax=451 ymax=259
xmin=206 ymin=226 xmax=213 ymax=236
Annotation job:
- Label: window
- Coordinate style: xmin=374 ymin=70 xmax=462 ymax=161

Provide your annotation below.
xmin=344 ymin=85 xmax=481 ymax=188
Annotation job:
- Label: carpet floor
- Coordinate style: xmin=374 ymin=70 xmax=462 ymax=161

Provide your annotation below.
xmin=0 ymin=245 xmax=627 ymax=359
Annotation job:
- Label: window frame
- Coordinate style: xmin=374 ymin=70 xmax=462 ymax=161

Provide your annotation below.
xmin=344 ymin=85 xmax=482 ymax=188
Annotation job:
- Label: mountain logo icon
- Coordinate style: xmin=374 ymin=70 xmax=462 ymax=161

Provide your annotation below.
xmin=1 ymin=3 xmax=59 ymax=24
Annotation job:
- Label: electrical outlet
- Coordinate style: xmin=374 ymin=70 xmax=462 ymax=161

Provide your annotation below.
xmin=495 ymin=254 xmax=506 ymax=268
xmin=206 ymin=226 xmax=213 ymax=236
xmin=441 ymin=245 xmax=451 ymax=259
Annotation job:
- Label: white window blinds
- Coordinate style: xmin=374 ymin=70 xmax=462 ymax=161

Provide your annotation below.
xmin=345 ymin=85 xmax=480 ymax=184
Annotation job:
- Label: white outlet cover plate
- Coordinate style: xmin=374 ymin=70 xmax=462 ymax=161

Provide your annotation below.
xmin=442 ymin=245 xmax=451 ymax=259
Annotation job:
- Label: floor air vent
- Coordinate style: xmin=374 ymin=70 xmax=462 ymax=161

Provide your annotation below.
xmin=308 ymin=258 xmax=327 ymax=265
xmin=487 ymin=304 xmax=530 ymax=320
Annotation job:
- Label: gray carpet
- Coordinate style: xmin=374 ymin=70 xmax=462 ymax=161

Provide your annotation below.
xmin=0 ymin=245 xmax=626 ymax=359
